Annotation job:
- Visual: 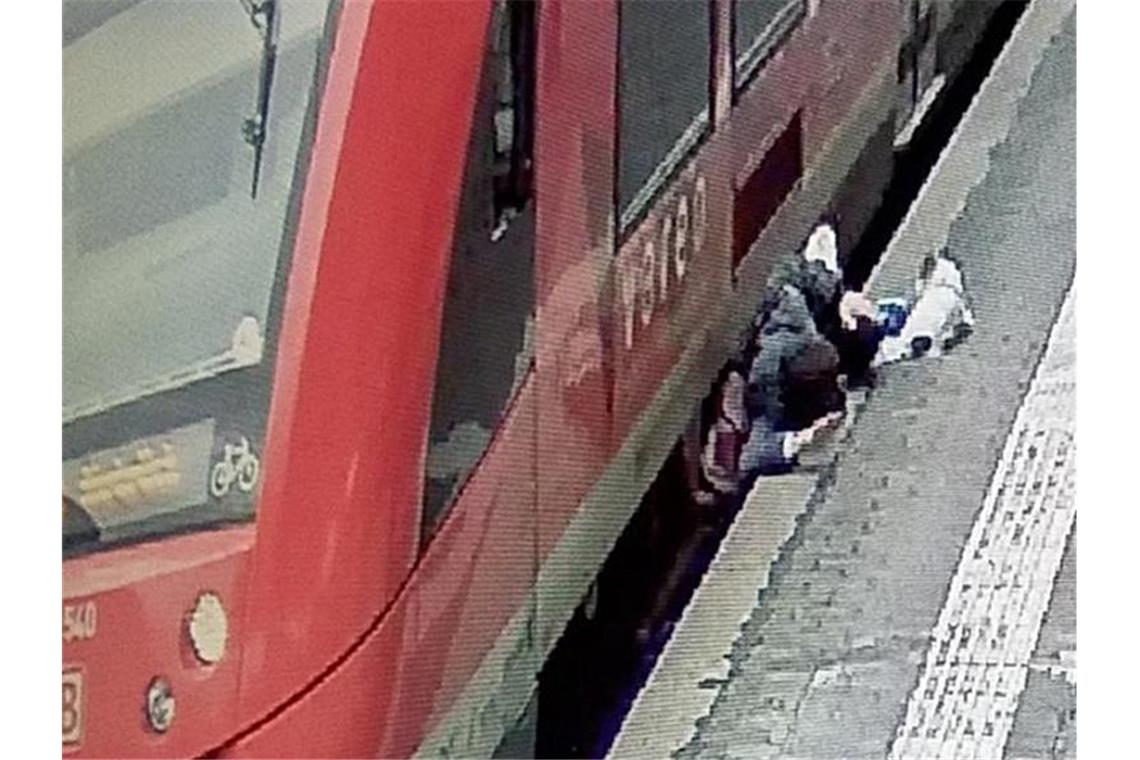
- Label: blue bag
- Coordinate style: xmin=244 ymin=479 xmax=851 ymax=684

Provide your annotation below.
xmin=875 ymin=298 xmax=910 ymax=338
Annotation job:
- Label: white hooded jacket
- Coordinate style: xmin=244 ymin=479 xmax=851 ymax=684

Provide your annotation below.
xmin=875 ymin=257 xmax=975 ymax=365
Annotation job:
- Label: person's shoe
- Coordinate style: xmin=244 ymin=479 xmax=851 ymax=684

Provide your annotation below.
xmin=945 ymin=321 xmax=974 ymax=350
xmin=911 ymin=334 xmax=934 ymax=358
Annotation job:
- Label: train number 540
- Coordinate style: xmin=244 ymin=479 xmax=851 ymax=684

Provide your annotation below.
xmin=63 ymin=600 xmax=97 ymax=643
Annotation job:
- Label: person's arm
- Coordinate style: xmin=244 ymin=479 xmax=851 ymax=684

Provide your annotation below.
xmin=784 ymin=411 xmax=845 ymax=456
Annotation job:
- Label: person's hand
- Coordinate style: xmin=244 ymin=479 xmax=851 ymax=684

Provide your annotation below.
xmin=793 ymin=415 xmax=831 ymax=449
xmin=786 ymin=411 xmax=846 ymax=458
xmin=820 ymin=410 xmax=844 ymax=428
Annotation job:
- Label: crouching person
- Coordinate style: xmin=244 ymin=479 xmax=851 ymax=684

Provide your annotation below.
xmin=746 ymin=285 xmax=822 ymax=427
xmin=742 ymin=288 xmax=848 ymax=476
xmin=700 ymin=283 xmax=848 ymax=494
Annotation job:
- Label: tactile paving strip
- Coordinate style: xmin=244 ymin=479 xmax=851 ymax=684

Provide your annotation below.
xmin=889 ymin=288 xmax=1075 ymax=760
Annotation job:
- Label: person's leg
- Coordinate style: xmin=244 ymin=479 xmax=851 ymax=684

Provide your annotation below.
xmin=699 ymin=373 xmax=750 ymax=497
xmin=959 ymin=297 xmax=976 ymax=328
xmin=739 ymin=417 xmax=796 ymax=475
xmin=833 ymin=317 xmax=879 ymax=388
xmin=945 ymin=305 xmax=974 ymax=350
xmin=937 ymin=290 xmax=975 ymax=352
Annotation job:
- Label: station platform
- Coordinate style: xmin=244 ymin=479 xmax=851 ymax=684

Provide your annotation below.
xmin=609 ymin=1 xmax=1076 ymax=758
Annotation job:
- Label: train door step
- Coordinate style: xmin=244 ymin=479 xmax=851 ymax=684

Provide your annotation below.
xmin=894 ymin=73 xmax=946 ymax=149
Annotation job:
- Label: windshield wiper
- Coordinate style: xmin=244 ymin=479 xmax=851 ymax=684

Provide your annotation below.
xmin=239 ymin=0 xmax=280 ymax=199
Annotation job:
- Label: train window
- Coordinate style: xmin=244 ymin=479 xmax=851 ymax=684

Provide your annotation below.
xmin=732 ymin=0 xmax=805 ymax=92
xmin=62 ymin=0 xmax=332 ymax=555
xmin=420 ymin=0 xmax=537 ymax=546
xmin=617 ymin=0 xmax=711 ymax=232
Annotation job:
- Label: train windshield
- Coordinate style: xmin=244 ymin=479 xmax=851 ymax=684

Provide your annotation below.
xmin=62 ymin=0 xmax=333 ymax=555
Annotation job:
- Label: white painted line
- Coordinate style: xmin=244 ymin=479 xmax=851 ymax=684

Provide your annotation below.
xmin=607 ymin=473 xmax=819 ymax=759
xmin=888 ymin=287 xmax=1075 ymax=760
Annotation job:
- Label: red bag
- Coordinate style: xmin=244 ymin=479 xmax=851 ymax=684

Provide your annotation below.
xmin=713 ymin=423 xmax=743 ymax=472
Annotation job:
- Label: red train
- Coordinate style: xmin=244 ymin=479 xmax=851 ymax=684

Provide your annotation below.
xmin=62 ymin=0 xmax=997 ymax=756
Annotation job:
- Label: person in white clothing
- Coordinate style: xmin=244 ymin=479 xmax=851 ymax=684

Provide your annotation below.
xmin=875 ymin=254 xmax=975 ymax=366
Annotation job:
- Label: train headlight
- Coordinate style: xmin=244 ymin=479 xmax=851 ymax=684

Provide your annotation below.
xmin=188 ymin=592 xmax=228 ymax=665
xmin=145 ymin=677 xmax=175 ymax=733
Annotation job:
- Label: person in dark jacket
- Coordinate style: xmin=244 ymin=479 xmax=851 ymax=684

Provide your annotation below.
xmin=746 ymin=285 xmax=818 ymax=429
xmin=783 ymin=339 xmax=845 ymax=431
xmin=831 ymin=290 xmax=882 ymax=387
xmin=746 ymin=285 xmax=844 ymax=432
xmin=792 ymin=260 xmax=842 ymax=334
xmin=737 ymin=341 xmax=844 ymax=478
xmin=727 ymin=223 xmax=865 ymax=482
xmin=788 ymin=222 xmax=881 ymax=384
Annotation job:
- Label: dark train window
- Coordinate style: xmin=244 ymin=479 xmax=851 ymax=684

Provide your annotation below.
xmin=732 ymin=110 xmax=802 ymax=267
xmin=733 ymin=0 xmax=805 ymax=91
xmin=491 ymin=0 xmax=537 ymax=230
xmin=617 ymin=0 xmax=711 ymax=230
xmin=420 ymin=0 xmax=537 ymax=547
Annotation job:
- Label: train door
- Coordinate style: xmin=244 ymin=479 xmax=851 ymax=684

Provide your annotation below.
xmin=896 ymin=0 xmax=941 ymax=141
xmin=419 ymin=3 xmax=537 ymax=543
xmin=532 ymin=0 xmax=620 ymax=658
xmin=404 ymin=1 xmax=542 ymax=755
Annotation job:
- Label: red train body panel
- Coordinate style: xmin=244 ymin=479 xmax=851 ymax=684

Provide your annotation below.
xmin=62 ymin=0 xmax=993 ymax=755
